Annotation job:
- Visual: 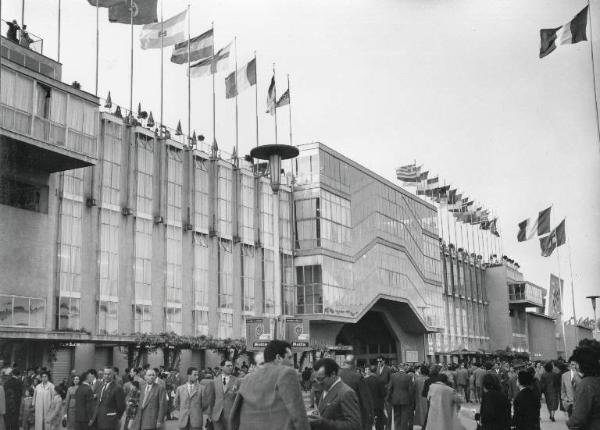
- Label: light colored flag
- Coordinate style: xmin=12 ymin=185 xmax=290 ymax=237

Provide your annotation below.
xmin=170 ymin=28 xmax=213 ymax=64
xmin=540 ymin=6 xmax=588 ymax=58
xmin=547 ymin=274 xmax=563 ymax=318
xmin=188 ymin=43 xmax=232 ymax=78
xmin=517 ymin=207 xmax=551 ymax=242
xmin=266 ymin=75 xmax=276 ymax=114
xmin=225 ymin=58 xmax=257 ymax=99
xmin=276 ymin=89 xmax=290 ymax=108
xmin=139 ymin=9 xmax=187 ymax=50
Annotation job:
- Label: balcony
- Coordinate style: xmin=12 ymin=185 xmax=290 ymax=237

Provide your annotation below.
xmin=1 ymin=28 xmax=61 ymax=80
xmin=508 ymin=282 xmax=544 ymax=308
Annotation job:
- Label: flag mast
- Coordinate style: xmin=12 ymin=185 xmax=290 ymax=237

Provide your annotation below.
xmin=566 ymin=220 xmax=577 ymax=322
xmin=187 ymin=3 xmax=191 ymax=141
xmin=556 ymin=245 xmax=569 ymax=356
xmin=234 ymin=36 xmax=239 ymax=156
xmin=160 ymin=0 xmax=164 ymax=136
xmin=95 ymin=0 xmax=99 ymax=96
xmin=587 ymin=0 xmax=600 ymax=152
xmin=287 ymin=74 xmax=293 ymax=146
xmin=254 ymin=51 xmax=259 ymax=148
xmin=129 ymin=0 xmax=134 ymax=120
xmin=273 ymin=63 xmax=278 ymax=145
xmin=211 ymin=22 xmax=216 ymax=146
xmin=57 ymin=0 xmax=61 ymax=62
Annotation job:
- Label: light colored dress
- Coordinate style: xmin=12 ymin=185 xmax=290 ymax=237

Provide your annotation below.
xmin=426 ymin=382 xmax=466 ymax=430
xmin=65 ymin=385 xmax=79 ymax=429
xmin=33 ymin=382 xmax=55 ymax=430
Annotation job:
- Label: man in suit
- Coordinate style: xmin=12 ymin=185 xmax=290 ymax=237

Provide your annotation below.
xmin=75 ymin=371 xmax=95 ymax=430
xmin=133 ymin=368 xmax=166 ymax=430
xmin=561 ymin=358 xmax=581 ymax=417
xmin=473 ymin=364 xmax=487 ymax=403
xmin=338 ymin=355 xmax=373 ymax=430
xmin=512 ymin=370 xmax=540 ymax=430
xmin=207 ymin=360 xmax=239 ymax=430
xmin=375 ymin=356 xmax=392 ymax=429
xmin=230 ymin=340 xmax=310 ymax=430
xmin=91 ymin=368 xmax=126 ymax=430
xmin=3 ymin=368 xmax=23 ymax=430
xmin=173 ymin=367 xmax=207 ymax=430
xmin=455 ymin=363 xmax=470 ymax=403
xmin=387 ymin=366 xmax=415 ymax=430
xmin=364 ymin=366 xmax=386 ymax=430
xmin=308 ymin=358 xmax=360 ymax=430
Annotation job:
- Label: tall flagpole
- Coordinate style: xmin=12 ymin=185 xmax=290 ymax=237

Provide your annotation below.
xmin=556 ymin=245 xmax=569 ymax=356
xmin=566 ymin=226 xmax=577 ymax=322
xmin=273 ymin=63 xmax=278 ymax=145
xmin=129 ymin=0 xmax=134 ymax=119
xmin=187 ymin=3 xmax=191 ymax=141
xmin=21 ymin=0 xmax=24 ymax=27
xmin=95 ymin=0 xmax=99 ymax=96
xmin=234 ymin=36 xmax=239 ymax=155
xmin=254 ymin=51 xmax=259 ymax=148
xmin=57 ymin=0 xmax=61 ymax=62
xmin=160 ymin=0 xmax=164 ymax=136
xmin=211 ymin=21 xmax=216 ymax=146
xmin=587 ymin=0 xmax=600 ymax=152
xmin=287 ymin=74 xmax=293 ymax=146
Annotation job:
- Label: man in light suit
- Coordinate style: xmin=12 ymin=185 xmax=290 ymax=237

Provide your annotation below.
xmin=173 ymin=367 xmax=207 ymax=430
xmin=207 ymin=360 xmax=239 ymax=430
xmin=561 ymin=358 xmax=581 ymax=417
xmin=91 ymin=368 xmax=125 ymax=430
xmin=230 ymin=340 xmax=310 ymax=430
xmin=133 ymin=369 xmax=167 ymax=430
xmin=308 ymin=358 xmax=361 ymax=430
xmin=387 ymin=367 xmax=415 ymax=430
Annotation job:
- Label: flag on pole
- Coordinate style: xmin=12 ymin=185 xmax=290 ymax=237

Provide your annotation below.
xmin=87 ymin=0 xmax=122 ymax=7
xmin=109 ymin=0 xmax=157 ymax=25
xmin=188 ymin=43 xmax=232 ymax=78
xmin=139 ymin=9 xmax=186 ymax=49
xmin=517 ymin=207 xmax=551 ymax=242
xmin=170 ymin=29 xmax=213 ymax=64
xmin=396 ymin=163 xmax=421 ymax=182
xmin=490 ymin=218 xmax=500 ymax=236
xmin=225 ymin=58 xmax=257 ymax=99
xmin=540 ymin=6 xmax=588 ymax=58
xmin=547 ymin=274 xmax=563 ymax=317
xmin=539 ymin=219 xmax=566 ymax=257
xmin=266 ymin=75 xmax=276 ymax=114
xmin=276 ymin=89 xmax=290 ymax=107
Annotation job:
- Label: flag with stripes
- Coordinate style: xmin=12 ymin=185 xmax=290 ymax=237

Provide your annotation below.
xmin=276 ymin=89 xmax=290 ymax=108
xmin=139 ymin=9 xmax=186 ymax=49
xmin=517 ymin=207 xmax=551 ymax=242
xmin=171 ymin=29 xmax=213 ymax=64
xmin=225 ymin=58 xmax=257 ymax=99
xmin=188 ymin=42 xmax=232 ymax=78
xmin=540 ymin=6 xmax=588 ymax=58
xmin=266 ymin=75 xmax=276 ymax=114
xmin=396 ymin=163 xmax=421 ymax=182
xmin=540 ymin=219 xmax=566 ymax=257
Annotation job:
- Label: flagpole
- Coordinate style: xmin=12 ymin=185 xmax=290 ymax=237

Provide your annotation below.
xmin=287 ymin=74 xmax=293 ymax=146
xmin=566 ymin=226 xmax=577 ymax=322
xmin=129 ymin=0 xmax=134 ymax=120
xmin=57 ymin=0 xmax=61 ymax=62
xmin=187 ymin=3 xmax=191 ymax=142
xmin=273 ymin=63 xmax=278 ymax=145
xmin=556 ymin=246 xmax=569 ymax=357
xmin=21 ymin=0 xmax=24 ymax=27
xmin=254 ymin=51 xmax=259 ymax=148
xmin=587 ymin=0 xmax=600 ymax=152
xmin=211 ymin=21 xmax=216 ymax=146
xmin=160 ymin=0 xmax=164 ymax=137
xmin=234 ymin=36 xmax=239 ymax=156
xmin=95 ymin=0 xmax=99 ymax=96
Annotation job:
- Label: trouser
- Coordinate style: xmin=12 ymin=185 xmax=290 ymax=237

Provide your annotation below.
xmin=5 ymin=415 xmax=20 ymax=430
xmin=475 ymin=386 xmax=482 ymax=403
xmin=373 ymin=408 xmax=385 ymax=430
xmin=74 ymin=422 xmax=91 ymax=430
xmin=385 ymin=402 xmax=393 ymax=430
xmin=180 ymin=422 xmax=202 ymax=430
xmin=459 ymin=384 xmax=470 ymax=403
xmin=392 ymin=404 xmax=414 ymax=430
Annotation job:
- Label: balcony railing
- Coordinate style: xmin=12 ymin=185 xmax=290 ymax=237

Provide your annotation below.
xmin=0 ymin=294 xmax=46 ymax=329
xmin=508 ymin=282 xmax=544 ymax=307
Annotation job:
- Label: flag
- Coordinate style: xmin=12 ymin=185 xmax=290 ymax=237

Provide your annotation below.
xmin=547 ymin=274 xmax=563 ymax=317
xmin=266 ymin=75 xmax=276 ymax=114
xmin=188 ymin=43 xmax=232 ymax=78
xmin=490 ymin=218 xmax=500 ymax=236
xmin=87 ymin=0 xmax=122 ymax=7
xmin=396 ymin=163 xmax=421 ymax=182
xmin=139 ymin=9 xmax=186 ymax=49
xmin=540 ymin=6 xmax=588 ymax=58
xmin=517 ymin=206 xmax=551 ymax=242
xmin=104 ymin=91 xmax=112 ymax=109
xmin=276 ymin=89 xmax=290 ymax=107
xmin=109 ymin=0 xmax=157 ymax=25
xmin=224 ymin=58 xmax=257 ymax=99
xmin=170 ymin=29 xmax=213 ymax=64
xmin=555 ymin=218 xmax=566 ymax=246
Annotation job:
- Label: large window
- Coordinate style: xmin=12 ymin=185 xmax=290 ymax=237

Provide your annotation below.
xmin=193 ymin=234 xmax=209 ymax=308
xmin=239 ymin=173 xmax=255 ymax=244
xmin=217 ymin=311 xmax=233 ymax=339
xmin=135 ymin=135 xmax=154 ymax=216
xmin=193 ymin=158 xmax=209 ymax=232
xmin=167 ymin=148 xmax=183 ymax=224
xmin=0 ymin=295 xmax=45 ymax=328
xmin=194 ymin=310 xmax=209 ymax=336
xmin=294 ymin=195 xmax=319 ymax=249
xmin=319 ymin=190 xmax=351 ymax=252
xmin=134 ymin=304 xmax=152 ymax=333
xmin=282 ymin=253 xmax=295 ymax=315
xmin=98 ymin=300 xmax=118 ymax=335
xmin=98 ymin=209 xmax=119 ymax=335
xmin=134 ymin=219 xmax=152 ymax=303
xmin=165 ymin=307 xmax=182 ymax=334
xmin=262 ymin=249 xmax=275 ymax=315
xmin=296 ymin=265 xmax=323 ymax=315
xmin=241 ymin=245 xmax=255 ymax=313
xmin=67 ymin=96 xmax=97 ymax=155
xmin=217 ymin=165 xmax=232 ymax=238
xmin=101 ymin=120 xmax=122 ymax=207
xmin=259 ymin=182 xmax=273 ymax=248
xmin=166 ymin=226 xmax=182 ymax=304
xmin=279 ymin=190 xmax=293 ymax=252
xmin=218 ymin=240 xmax=233 ymax=309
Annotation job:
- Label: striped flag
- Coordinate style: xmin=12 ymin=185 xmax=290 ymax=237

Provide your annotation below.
xmin=540 ymin=219 xmax=566 ymax=257
xmin=517 ymin=207 xmax=551 ymax=242
xmin=225 ymin=58 xmax=257 ymax=99
xmin=540 ymin=6 xmax=588 ymax=58
xmin=170 ymin=29 xmax=213 ymax=64
xmin=188 ymin=42 xmax=232 ymax=78
xmin=396 ymin=163 xmax=421 ymax=182
xmin=276 ymin=89 xmax=290 ymax=108
xmin=266 ymin=76 xmax=276 ymax=114
xmin=139 ymin=9 xmax=186 ymax=49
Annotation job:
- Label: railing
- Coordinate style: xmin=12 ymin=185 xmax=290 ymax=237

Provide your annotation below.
xmin=0 ymin=294 xmax=46 ymax=328
xmin=508 ymin=282 xmax=544 ymax=307
xmin=1 ymin=19 xmax=43 ymax=54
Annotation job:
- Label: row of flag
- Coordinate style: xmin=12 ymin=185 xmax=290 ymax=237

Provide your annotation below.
xmin=396 ymin=163 xmax=500 ymax=236
xmin=517 ymin=207 xmax=566 ymax=257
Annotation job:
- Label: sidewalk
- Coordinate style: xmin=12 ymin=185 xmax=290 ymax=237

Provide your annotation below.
xmin=458 ymin=401 xmax=569 ymax=430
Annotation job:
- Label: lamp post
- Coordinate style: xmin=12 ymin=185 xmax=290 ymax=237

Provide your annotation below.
xmin=250 ymin=144 xmax=299 ymax=339
xmin=586 ymin=295 xmax=600 ymax=338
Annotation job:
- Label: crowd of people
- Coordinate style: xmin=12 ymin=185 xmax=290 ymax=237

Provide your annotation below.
xmin=4 ymin=19 xmax=34 ymax=49
xmin=0 ymin=338 xmax=598 ymax=430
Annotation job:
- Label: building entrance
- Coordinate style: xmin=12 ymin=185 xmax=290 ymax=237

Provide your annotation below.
xmin=335 ymin=311 xmax=399 ymax=367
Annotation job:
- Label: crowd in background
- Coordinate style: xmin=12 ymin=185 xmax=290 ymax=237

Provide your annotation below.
xmin=0 ymin=337 xmax=598 ymax=430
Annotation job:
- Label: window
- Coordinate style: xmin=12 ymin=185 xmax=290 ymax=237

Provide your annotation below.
xmin=218 ymin=240 xmax=233 ymax=309
xmin=194 ymin=158 xmax=209 ymax=232
xmin=241 ymin=245 xmax=255 ymax=313
xmin=58 ymin=296 xmax=80 ymax=330
xmin=217 ymin=311 xmax=233 ymax=339
xmin=165 ymin=307 xmax=182 ymax=334
xmin=194 ymin=310 xmax=209 ymax=336
xmin=296 ymin=265 xmax=323 ymax=315
xmin=279 ymin=190 xmax=292 ymax=252
xmin=193 ymin=234 xmax=209 ymax=308
xmin=259 ymin=182 xmax=273 ymax=248
xmin=166 ymin=225 xmax=182 ymax=304
xmin=239 ymin=173 xmax=255 ymax=244
xmin=167 ymin=148 xmax=183 ymax=224
xmin=35 ymin=83 xmax=50 ymax=119
xmin=99 ymin=210 xmax=119 ymax=300
xmin=98 ymin=300 xmax=118 ymax=335
xmin=217 ymin=165 xmax=233 ymax=238
xmin=0 ymin=176 xmax=48 ymax=213
xmin=294 ymin=196 xmax=319 ymax=249
xmin=262 ymin=249 xmax=275 ymax=315
xmin=101 ymin=120 xmax=122 ymax=207
xmin=135 ymin=135 xmax=154 ymax=216
xmin=282 ymin=253 xmax=295 ymax=315
xmin=134 ymin=219 xmax=152 ymax=303
xmin=0 ymin=295 xmax=45 ymax=328
xmin=134 ymin=304 xmax=152 ymax=333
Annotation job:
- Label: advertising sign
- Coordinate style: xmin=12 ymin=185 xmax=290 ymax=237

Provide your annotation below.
xmin=284 ymin=318 xmax=310 ymax=351
xmin=245 ymin=317 xmax=272 ymax=351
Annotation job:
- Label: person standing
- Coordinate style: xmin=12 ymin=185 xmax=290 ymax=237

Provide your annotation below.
xmin=173 ymin=367 xmax=207 ymax=430
xmin=44 ymin=386 xmax=63 ymax=430
xmin=206 ymin=361 xmax=238 ymax=430
xmin=364 ymin=366 xmax=386 ymax=430
xmin=425 ymin=374 xmax=464 ymax=430
xmin=387 ymin=366 xmax=415 ymax=430
xmin=473 ymin=365 xmax=487 ymax=403
xmin=455 ymin=364 xmax=469 ymax=403
xmin=478 ymin=374 xmax=510 ymax=430
xmin=4 ymin=368 xmax=23 ymax=430
xmin=567 ymin=339 xmax=600 ymax=430
xmin=6 ymin=20 xmax=19 ymax=42
xmin=123 ymin=380 xmax=140 ymax=430
xmin=33 ymin=371 xmax=55 ymax=430
xmin=230 ymin=340 xmax=310 ymax=430
xmin=92 ymin=368 xmax=126 ymax=430
xmin=19 ymin=25 xmax=33 ymax=49
xmin=539 ymin=362 xmax=560 ymax=422
xmin=512 ymin=371 xmax=540 ymax=430
xmin=338 ymin=355 xmax=373 ymax=430
xmin=413 ymin=365 xmax=429 ymax=429
xmin=74 ymin=372 xmax=95 ymax=430
xmin=0 ymin=382 xmax=5 ymax=430
xmin=132 ymin=369 xmax=166 ymax=430
xmin=561 ymin=358 xmax=582 ymax=418
xmin=64 ymin=375 xmax=81 ymax=430
xmin=19 ymin=388 xmax=35 ymax=430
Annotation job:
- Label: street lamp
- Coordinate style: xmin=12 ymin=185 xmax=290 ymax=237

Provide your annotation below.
xmin=250 ymin=144 xmax=299 ymax=339
xmin=586 ymin=295 xmax=600 ymax=337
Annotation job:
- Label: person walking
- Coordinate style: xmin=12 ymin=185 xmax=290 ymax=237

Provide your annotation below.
xmin=413 ymin=365 xmax=429 ymax=429
xmin=561 ymin=358 xmax=582 ymax=418
xmin=230 ymin=340 xmax=310 ymax=430
xmin=387 ymin=366 xmax=415 ymax=430
xmin=33 ymin=371 xmax=55 ymax=430
xmin=567 ymin=339 xmax=600 ymax=430
xmin=132 ymin=369 xmax=166 ymax=430
xmin=92 ymin=368 xmax=126 ymax=430
xmin=512 ymin=371 xmax=540 ymax=430
xmin=64 ymin=375 xmax=81 ymax=430
xmin=473 ymin=365 xmax=487 ymax=404
xmin=425 ymin=374 xmax=465 ymax=430
xmin=45 ymin=386 xmax=64 ymax=430
xmin=123 ymin=380 xmax=140 ymax=430
xmin=364 ymin=366 xmax=386 ymax=430
xmin=338 ymin=355 xmax=373 ymax=430
xmin=19 ymin=388 xmax=35 ymax=430
xmin=478 ymin=374 xmax=510 ymax=430
xmin=206 ymin=361 xmax=238 ymax=430
xmin=173 ymin=367 xmax=207 ymax=430
xmin=74 ymin=372 xmax=95 ymax=430
xmin=4 ymin=368 xmax=23 ymax=430
xmin=539 ymin=362 xmax=560 ymax=422
xmin=455 ymin=364 xmax=469 ymax=404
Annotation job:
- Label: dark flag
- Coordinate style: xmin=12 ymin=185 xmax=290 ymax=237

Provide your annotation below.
xmin=276 ymin=89 xmax=290 ymax=107
xmin=540 ymin=6 xmax=588 ymax=58
xmin=539 ymin=219 xmax=566 ymax=257
xmin=109 ymin=0 xmax=158 ymax=25
xmin=87 ymin=0 xmax=122 ymax=7
xmin=266 ymin=76 xmax=276 ymax=114
xmin=170 ymin=29 xmax=214 ymax=64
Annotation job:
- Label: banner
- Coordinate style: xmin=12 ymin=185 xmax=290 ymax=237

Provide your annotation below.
xmin=547 ymin=274 xmax=564 ymax=318
xmin=284 ymin=318 xmax=310 ymax=351
xmin=245 ymin=317 xmax=272 ymax=351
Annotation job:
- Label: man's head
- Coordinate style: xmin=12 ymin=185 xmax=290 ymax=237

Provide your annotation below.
xmin=186 ymin=367 xmax=198 ymax=383
xmin=254 ymin=352 xmax=265 ymax=368
xmin=112 ymin=367 xmax=119 ymax=376
xmin=264 ymin=340 xmax=293 ymax=367
xmin=103 ymin=368 xmax=113 ymax=383
xmin=97 ymin=369 xmax=104 ymax=381
xmin=517 ymin=370 xmax=533 ymax=389
xmin=87 ymin=369 xmax=97 ymax=381
xmin=568 ymin=357 xmax=579 ymax=372
xmin=366 ymin=365 xmax=377 ymax=377
xmin=342 ymin=354 xmax=356 ymax=370
xmin=313 ymin=358 xmax=340 ymax=391
xmin=376 ymin=356 xmax=385 ymax=367
xmin=145 ymin=368 xmax=157 ymax=385
xmin=221 ymin=360 xmax=234 ymax=376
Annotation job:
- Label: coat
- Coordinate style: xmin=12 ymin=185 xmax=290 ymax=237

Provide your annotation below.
xmin=312 ymin=379 xmax=361 ymax=430
xmin=33 ymin=382 xmax=55 ymax=430
xmin=0 ymin=385 xmax=5 ymax=430
xmin=45 ymin=394 xmax=64 ymax=430
xmin=92 ymin=381 xmax=126 ymax=430
xmin=4 ymin=376 xmax=23 ymax=428
xmin=480 ymin=390 xmax=511 ymax=430
xmin=74 ymin=383 xmax=95 ymax=423
xmin=206 ymin=375 xmax=239 ymax=423
xmin=364 ymin=375 xmax=386 ymax=411
xmin=561 ymin=370 xmax=582 ymax=413
xmin=132 ymin=383 xmax=167 ymax=430
xmin=387 ymin=371 xmax=415 ymax=406
xmin=413 ymin=375 xmax=428 ymax=427
xmin=174 ymin=382 xmax=208 ymax=429
xmin=230 ymin=362 xmax=310 ymax=430
xmin=455 ymin=369 xmax=469 ymax=387
xmin=512 ymin=387 xmax=540 ymax=430
xmin=539 ymin=371 xmax=560 ymax=411
xmin=375 ymin=366 xmax=392 ymax=385
xmin=567 ymin=376 xmax=600 ymax=430
xmin=19 ymin=396 xmax=35 ymax=430
xmin=426 ymin=382 xmax=465 ymax=430
xmin=338 ymin=368 xmax=373 ymax=429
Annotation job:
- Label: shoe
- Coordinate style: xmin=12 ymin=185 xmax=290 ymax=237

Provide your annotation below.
xmin=550 ymin=416 xmax=555 ymax=422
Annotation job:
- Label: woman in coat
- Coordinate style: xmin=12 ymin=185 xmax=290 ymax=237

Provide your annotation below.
xmin=426 ymin=374 xmax=466 ymax=430
xmin=567 ymin=339 xmax=600 ymax=430
xmin=32 ymin=372 xmax=55 ymax=430
xmin=19 ymin=387 xmax=36 ymax=430
xmin=64 ymin=375 xmax=80 ymax=429
xmin=479 ymin=374 xmax=511 ymax=430
xmin=45 ymin=386 xmax=63 ymax=430
xmin=413 ymin=365 xmax=429 ymax=428
xmin=539 ymin=362 xmax=560 ymax=422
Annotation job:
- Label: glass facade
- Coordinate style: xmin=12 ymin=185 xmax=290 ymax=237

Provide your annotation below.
xmin=134 ymin=219 xmax=152 ymax=303
xmin=194 ymin=157 xmax=209 ymax=233
xmin=259 ymin=181 xmax=274 ymax=248
xmin=135 ymin=134 xmax=154 ymax=216
xmin=98 ymin=209 xmax=119 ymax=335
xmin=0 ymin=295 xmax=45 ymax=328
xmin=217 ymin=165 xmax=233 ymax=239
xmin=262 ymin=249 xmax=275 ymax=315
xmin=241 ymin=245 xmax=255 ymax=313
xmin=100 ymin=120 xmax=122 ymax=207
xmin=239 ymin=172 xmax=255 ymax=244
xmin=218 ymin=240 xmax=233 ymax=309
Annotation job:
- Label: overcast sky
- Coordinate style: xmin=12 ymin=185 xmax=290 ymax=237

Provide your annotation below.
xmin=4 ymin=0 xmax=599 ymax=320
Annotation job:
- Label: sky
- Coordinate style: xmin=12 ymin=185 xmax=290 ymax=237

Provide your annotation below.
xmin=3 ymin=0 xmax=599 ymax=320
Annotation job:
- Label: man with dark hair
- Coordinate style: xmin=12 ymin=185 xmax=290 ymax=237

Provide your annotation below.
xmin=75 ymin=371 xmax=95 ymax=430
xmin=512 ymin=371 xmax=540 ymax=430
xmin=132 ymin=368 xmax=166 ymax=430
xmin=338 ymin=355 xmax=373 ymax=430
xmin=364 ymin=366 xmax=386 ymax=430
xmin=174 ymin=367 xmax=207 ymax=430
xmin=387 ymin=364 xmax=415 ymax=430
xmin=230 ymin=340 xmax=309 ymax=430
xmin=455 ymin=363 xmax=470 ymax=403
xmin=6 ymin=20 xmax=19 ymax=42
xmin=206 ymin=360 xmax=239 ymax=430
xmin=92 ymin=368 xmax=126 ymax=430
xmin=561 ymin=357 xmax=581 ymax=418
xmin=4 ymin=368 xmax=23 ymax=430
xmin=308 ymin=358 xmax=360 ymax=430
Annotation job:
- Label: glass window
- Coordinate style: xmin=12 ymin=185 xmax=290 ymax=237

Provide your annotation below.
xmin=217 ymin=165 xmax=233 ymax=238
xmin=239 ymin=173 xmax=255 ymax=244
xmin=134 ymin=219 xmax=152 ymax=303
xmin=165 ymin=307 xmax=182 ymax=334
xmin=98 ymin=300 xmax=118 ymax=335
xmin=218 ymin=240 xmax=233 ymax=309
xmin=167 ymin=148 xmax=183 ymax=224
xmin=166 ymin=226 xmax=183 ymax=304
xmin=217 ymin=311 xmax=233 ymax=339
xmin=99 ymin=210 xmax=119 ymax=299
xmin=259 ymin=182 xmax=273 ymax=248
xmin=194 ymin=310 xmax=209 ymax=336
xmin=262 ymin=249 xmax=275 ymax=315
xmin=135 ymin=135 xmax=154 ymax=216
xmin=101 ymin=120 xmax=122 ymax=207
xmin=134 ymin=304 xmax=152 ymax=333
xmin=241 ymin=245 xmax=255 ymax=313
xmin=194 ymin=158 xmax=209 ymax=232
xmin=193 ymin=233 xmax=209 ymax=308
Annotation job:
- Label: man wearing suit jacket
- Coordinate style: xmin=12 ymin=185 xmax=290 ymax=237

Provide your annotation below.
xmin=206 ymin=360 xmax=239 ymax=430
xmin=91 ymin=368 xmax=126 ymax=430
xmin=364 ymin=366 xmax=386 ymax=430
xmin=173 ymin=367 xmax=207 ymax=430
xmin=561 ymin=359 xmax=581 ymax=417
xmin=375 ymin=356 xmax=392 ymax=429
xmin=308 ymin=358 xmax=360 ymax=430
xmin=230 ymin=340 xmax=310 ymax=430
xmin=387 ymin=367 xmax=415 ymax=430
xmin=133 ymin=369 xmax=167 ymax=430
xmin=338 ymin=355 xmax=373 ymax=430
xmin=74 ymin=371 xmax=95 ymax=430
xmin=512 ymin=371 xmax=541 ymax=430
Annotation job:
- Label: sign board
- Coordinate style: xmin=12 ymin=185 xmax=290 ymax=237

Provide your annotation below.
xmin=284 ymin=318 xmax=310 ymax=351
xmin=405 ymin=350 xmax=419 ymax=363
xmin=245 ymin=317 xmax=273 ymax=351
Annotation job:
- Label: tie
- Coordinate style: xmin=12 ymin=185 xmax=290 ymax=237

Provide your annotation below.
xmin=100 ymin=383 xmax=108 ymax=402
xmin=143 ymin=384 xmax=151 ymax=407
xmin=223 ymin=376 xmax=227 ymax=386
